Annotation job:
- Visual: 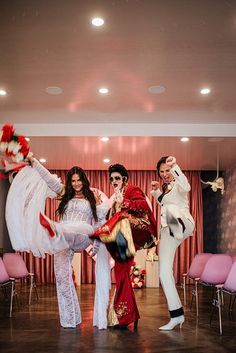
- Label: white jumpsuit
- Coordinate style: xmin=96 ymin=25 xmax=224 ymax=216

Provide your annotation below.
xmin=151 ymin=164 xmax=195 ymax=318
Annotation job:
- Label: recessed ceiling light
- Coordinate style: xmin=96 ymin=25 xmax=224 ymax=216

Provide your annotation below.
xmin=200 ymin=88 xmax=211 ymax=95
xmin=25 ymin=137 xmax=30 ymax=142
xmin=103 ymin=158 xmax=110 ymax=163
xmin=39 ymin=158 xmax=47 ymax=163
xmin=46 ymin=86 xmax=63 ymax=95
xmin=0 ymin=89 xmax=7 ymax=96
xmin=148 ymin=85 xmax=166 ymax=94
xmin=100 ymin=137 xmax=109 ymax=142
xmin=98 ymin=87 xmax=109 ymax=94
xmin=181 ymin=137 xmax=189 ymax=142
xmin=91 ymin=17 xmax=104 ymax=27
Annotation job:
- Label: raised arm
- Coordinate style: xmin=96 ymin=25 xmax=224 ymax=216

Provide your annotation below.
xmin=167 ymin=156 xmax=190 ymax=192
xmin=150 ymin=180 xmax=162 ymax=205
xmin=27 ymin=154 xmax=63 ymax=195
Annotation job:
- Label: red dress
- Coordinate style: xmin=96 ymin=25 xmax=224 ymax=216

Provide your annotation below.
xmin=91 ymin=184 xmax=157 ymax=327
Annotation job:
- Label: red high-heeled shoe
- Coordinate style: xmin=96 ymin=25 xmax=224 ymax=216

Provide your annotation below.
xmin=39 ymin=213 xmax=55 ymax=238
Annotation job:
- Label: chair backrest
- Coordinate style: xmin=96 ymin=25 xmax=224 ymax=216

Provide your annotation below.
xmin=3 ymin=253 xmax=29 ymax=278
xmin=0 ymin=257 xmax=10 ymax=283
xmin=188 ymin=253 xmax=213 ymax=278
xmin=224 ymin=261 xmax=236 ymax=292
xmin=231 ymin=255 xmax=236 ymax=263
xmin=200 ymin=254 xmax=232 ymax=285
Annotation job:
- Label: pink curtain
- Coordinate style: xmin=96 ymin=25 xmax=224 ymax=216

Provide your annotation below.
xmin=23 ymin=169 xmax=203 ymax=284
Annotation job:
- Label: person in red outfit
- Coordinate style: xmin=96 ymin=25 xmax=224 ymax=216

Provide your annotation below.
xmin=91 ymin=164 xmax=157 ymax=329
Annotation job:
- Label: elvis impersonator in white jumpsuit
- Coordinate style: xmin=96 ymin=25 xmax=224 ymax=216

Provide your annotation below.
xmin=151 ymin=156 xmax=195 ymax=331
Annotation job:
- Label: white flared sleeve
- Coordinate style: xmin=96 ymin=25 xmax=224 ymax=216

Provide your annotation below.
xmin=93 ymin=242 xmax=111 ymax=329
xmin=93 ymin=196 xmax=109 ymax=230
xmin=91 ymin=189 xmax=109 ymax=254
xmin=5 ymin=166 xmax=64 ymax=257
xmin=32 ymin=158 xmax=63 ymax=195
xmin=92 ymin=239 xmax=101 ymax=255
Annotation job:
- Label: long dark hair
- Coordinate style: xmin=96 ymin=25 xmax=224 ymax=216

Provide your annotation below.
xmin=156 ymin=156 xmax=169 ymax=203
xmin=57 ymin=166 xmax=98 ymax=221
xmin=156 ymin=156 xmax=168 ymax=178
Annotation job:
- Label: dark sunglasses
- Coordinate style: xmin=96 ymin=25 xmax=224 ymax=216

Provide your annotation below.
xmin=109 ymin=176 xmax=122 ymax=182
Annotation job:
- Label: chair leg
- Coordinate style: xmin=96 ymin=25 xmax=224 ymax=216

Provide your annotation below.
xmin=221 ymin=290 xmax=224 ymax=306
xmin=190 ymin=282 xmax=196 ymax=311
xmin=29 ymin=275 xmax=33 ymax=305
xmin=228 ymin=295 xmax=236 ymax=320
xmin=34 ymin=278 xmax=39 ymax=301
xmin=210 ymin=291 xmax=216 ymax=325
xmin=190 ymin=288 xmax=194 ymax=311
xmin=29 ymin=274 xmax=38 ymax=305
xmin=217 ymin=289 xmax=223 ymax=335
xmin=9 ymin=280 xmax=15 ymax=317
xmin=195 ymin=281 xmax=199 ymax=317
xmin=183 ymin=276 xmax=186 ymax=306
xmin=211 ymin=286 xmax=215 ymax=303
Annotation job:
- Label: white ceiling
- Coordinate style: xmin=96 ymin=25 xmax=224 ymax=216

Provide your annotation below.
xmin=0 ymin=0 xmax=236 ymax=170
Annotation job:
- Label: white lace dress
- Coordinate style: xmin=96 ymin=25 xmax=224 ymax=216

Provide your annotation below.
xmin=53 ymin=197 xmax=110 ymax=328
xmin=5 ymin=160 xmax=111 ymax=329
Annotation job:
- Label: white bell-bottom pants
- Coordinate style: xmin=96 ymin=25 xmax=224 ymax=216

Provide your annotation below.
xmin=159 ymin=206 xmax=195 ymax=318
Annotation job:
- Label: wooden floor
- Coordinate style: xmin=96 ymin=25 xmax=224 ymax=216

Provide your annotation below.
xmin=0 ymin=284 xmax=235 ymax=353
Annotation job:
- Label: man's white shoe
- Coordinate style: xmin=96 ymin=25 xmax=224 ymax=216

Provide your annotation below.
xmin=159 ymin=315 xmax=184 ymax=330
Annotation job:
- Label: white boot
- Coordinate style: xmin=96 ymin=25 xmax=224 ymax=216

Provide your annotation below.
xmin=159 ymin=315 xmax=184 ymax=331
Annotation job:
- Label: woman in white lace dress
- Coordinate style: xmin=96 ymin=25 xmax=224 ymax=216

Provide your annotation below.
xmin=6 ymin=155 xmax=111 ymax=329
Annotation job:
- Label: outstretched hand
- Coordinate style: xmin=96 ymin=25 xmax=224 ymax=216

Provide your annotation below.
xmin=151 ymin=181 xmax=160 ymax=191
xmin=93 ymin=189 xmax=102 ymax=205
xmin=25 ymin=152 xmax=34 ymax=165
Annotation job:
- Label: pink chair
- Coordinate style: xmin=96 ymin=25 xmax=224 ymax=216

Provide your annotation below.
xmin=200 ymin=254 xmax=232 ymax=285
xmin=182 ymin=253 xmax=212 ymax=312
xmin=231 ymin=255 xmax=236 ymax=262
xmin=199 ymin=254 xmax=233 ymax=334
xmin=216 ymin=260 xmax=236 ymax=334
xmin=3 ymin=253 xmax=38 ymax=305
xmin=0 ymin=257 xmax=16 ymax=317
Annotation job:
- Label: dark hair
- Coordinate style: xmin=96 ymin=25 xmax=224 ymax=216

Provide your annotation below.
xmin=108 ymin=163 xmax=129 ymax=181
xmin=156 ymin=156 xmax=169 ymax=178
xmin=57 ymin=166 xmax=98 ymax=221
